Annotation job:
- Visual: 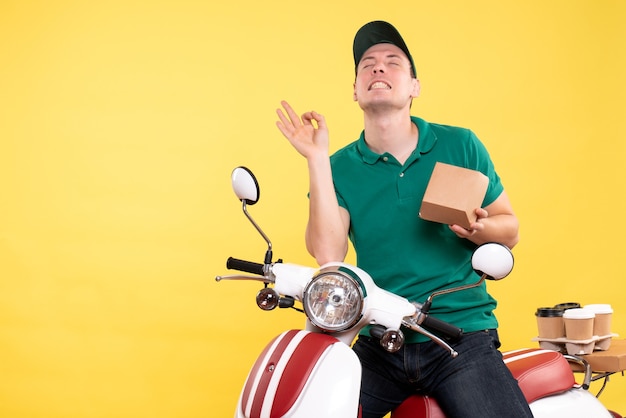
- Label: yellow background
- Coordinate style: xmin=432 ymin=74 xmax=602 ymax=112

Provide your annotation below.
xmin=1 ymin=1 xmax=625 ymax=416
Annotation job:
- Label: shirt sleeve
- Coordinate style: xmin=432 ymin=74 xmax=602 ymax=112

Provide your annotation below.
xmin=467 ymin=129 xmax=504 ymax=207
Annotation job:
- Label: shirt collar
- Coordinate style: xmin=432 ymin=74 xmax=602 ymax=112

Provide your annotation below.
xmin=356 ymin=116 xmax=437 ymax=164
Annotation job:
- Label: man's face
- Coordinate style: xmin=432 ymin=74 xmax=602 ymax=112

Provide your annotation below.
xmin=353 ymin=43 xmax=419 ymax=111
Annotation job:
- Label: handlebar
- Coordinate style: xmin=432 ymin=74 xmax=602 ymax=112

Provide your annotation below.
xmin=220 ymin=256 xmax=463 ymax=356
xmin=226 ymin=257 xmax=265 ymax=276
xmin=419 ymin=314 xmax=463 ymax=342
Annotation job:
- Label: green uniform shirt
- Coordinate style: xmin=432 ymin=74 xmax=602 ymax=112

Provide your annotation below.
xmin=330 ymin=116 xmax=505 ymax=343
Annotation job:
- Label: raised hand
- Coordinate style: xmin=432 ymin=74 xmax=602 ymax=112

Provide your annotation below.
xmin=276 ymin=100 xmax=329 ymax=159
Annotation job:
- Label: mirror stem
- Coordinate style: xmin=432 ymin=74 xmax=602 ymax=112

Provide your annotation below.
xmin=422 ymin=274 xmax=487 ymax=313
xmin=242 ymin=201 xmax=273 ymax=261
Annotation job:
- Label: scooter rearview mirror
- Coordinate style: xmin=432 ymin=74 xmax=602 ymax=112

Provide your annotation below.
xmin=471 ymin=243 xmax=514 ymax=281
xmin=231 ymin=166 xmax=273 ymax=265
xmin=231 ymin=166 xmax=259 ymax=205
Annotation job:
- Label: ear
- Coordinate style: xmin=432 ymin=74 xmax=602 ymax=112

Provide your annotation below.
xmin=411 ymin=78 xmax=421 ymax=98
xmin=353 ymin=82 xmax=358 ymax=101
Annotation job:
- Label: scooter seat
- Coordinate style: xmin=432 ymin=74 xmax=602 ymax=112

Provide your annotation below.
xmin=392 ymin=348 xmax=576 ymax=418
xmin=503 ymin=348 xmax=576 ymax=403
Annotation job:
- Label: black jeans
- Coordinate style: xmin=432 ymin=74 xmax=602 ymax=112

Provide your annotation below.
xmin=353 ymin=330 xmax=534 ymax=418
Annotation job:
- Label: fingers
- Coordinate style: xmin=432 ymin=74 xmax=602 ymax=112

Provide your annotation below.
xmin=449 ymin=224 xmax=474 ymax=237
xmin=276 ymin=101 xmax=294 ymax=130
xmin=278 ymin=100 xmax=302 ymax=126
xmin=277 ymin=100 xmax=324 ymax=125
xmin=310 ymin=111 xmax=326 ymax=129
xmin=276 ymin=101 xmax=311 ymax=142
xmin=276 ymin=109 xmax=291 ymax=132
xmin=275 ymin=119 xmax=290 ymax=138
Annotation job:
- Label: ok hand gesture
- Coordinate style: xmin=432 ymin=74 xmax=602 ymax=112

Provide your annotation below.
xmin=276 ymin=100 xmax=329 ymax=160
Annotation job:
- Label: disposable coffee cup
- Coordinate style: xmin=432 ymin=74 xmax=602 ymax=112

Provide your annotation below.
xmin=584 ymin=304 xmax=613 ymax=336
xmin=563 ymin=308 xmax=595 ymax=341
xmin=535 ymin=307 xmax=565 ymax=339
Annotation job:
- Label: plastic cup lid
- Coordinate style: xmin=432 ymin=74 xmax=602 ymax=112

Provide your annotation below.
xmin=562 ymin=308 xmax=595 ymax=319
xmin=535 ymin=307 xmax=563 ymax=317
xmin=553 ymin=302 xmax=581 ymax=310
xmin=584 ymin=304 xmax=613 ymax=314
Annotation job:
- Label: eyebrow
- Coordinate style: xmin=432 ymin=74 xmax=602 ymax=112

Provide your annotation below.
xmin=360 ymin=53 xmax=405 ymax=64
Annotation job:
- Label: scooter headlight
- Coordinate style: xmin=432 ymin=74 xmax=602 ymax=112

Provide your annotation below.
xmin=303 ymin=266 xmax=364 ymax=332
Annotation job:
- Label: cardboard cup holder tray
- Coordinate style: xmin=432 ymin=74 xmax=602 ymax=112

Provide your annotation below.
xmin=532 ymin=334 xmax=619 ymax=355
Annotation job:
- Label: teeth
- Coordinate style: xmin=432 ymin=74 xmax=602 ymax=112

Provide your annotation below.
xmin=370 ymin=81 xmax=390 ymax=90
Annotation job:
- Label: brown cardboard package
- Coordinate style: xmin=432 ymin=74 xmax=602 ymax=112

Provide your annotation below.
xmin=419 ymin=162 xmax=489 ymax=229
xmin=576 ymin=339 xmax=626 ymax=372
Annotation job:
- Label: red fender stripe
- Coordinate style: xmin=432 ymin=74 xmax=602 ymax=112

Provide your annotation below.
xmin=244 ymin=330 xmax=301 ymax=418
xmin=271 ymin=332 xmax=339 ymax=417
xmin=239 ymin=332 xmax=280 ymax=416
xmin=240 ymin=330 xmax=338 ymax=418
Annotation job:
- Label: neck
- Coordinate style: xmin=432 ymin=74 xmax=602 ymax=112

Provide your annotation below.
xmin=363 ymin=111 xmax=418 ymax=165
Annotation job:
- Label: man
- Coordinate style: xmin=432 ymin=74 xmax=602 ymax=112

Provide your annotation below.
xmin=276 ymin=20 xmax=532 ymax=418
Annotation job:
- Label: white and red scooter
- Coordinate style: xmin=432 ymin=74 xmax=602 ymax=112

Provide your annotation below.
xmin=216 ymin=166 xmax=621 ymax=418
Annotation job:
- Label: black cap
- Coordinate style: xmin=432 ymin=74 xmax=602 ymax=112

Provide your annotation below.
xmin=353 ymin=21 xmax=416 ymax=77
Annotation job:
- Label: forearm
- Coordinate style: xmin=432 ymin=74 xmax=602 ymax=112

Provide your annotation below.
xmin=466 ymin=213 xmax=520 ymax=249
xmin=304 ymin=154 xmax=349 ymax=265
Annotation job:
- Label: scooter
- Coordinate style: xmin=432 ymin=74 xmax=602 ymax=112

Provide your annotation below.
xmin=216 ymin=166 xmax=622 ymax=418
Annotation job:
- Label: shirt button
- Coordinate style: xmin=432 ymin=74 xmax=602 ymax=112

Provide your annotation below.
xmin=399 ymin=172 xmax=404 ymax=177
xmin=383 ymin=156 xmax=389 ymax=162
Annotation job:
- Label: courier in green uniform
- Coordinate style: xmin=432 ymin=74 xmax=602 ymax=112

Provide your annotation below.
xmin=276 ymin=19 xmax=532 ymax=418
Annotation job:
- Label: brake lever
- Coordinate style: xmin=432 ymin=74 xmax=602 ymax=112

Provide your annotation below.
xmin=215 ymin=274 xmax=272 ymax=283
xmin=402 ymin=317 xmax=459 ymax=358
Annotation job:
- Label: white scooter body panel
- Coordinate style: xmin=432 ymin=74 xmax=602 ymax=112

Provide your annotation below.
xmin=235 ymin=330 xmax=361 ymax=418
xmin=530 ymin=388 xmax=613 ymax=418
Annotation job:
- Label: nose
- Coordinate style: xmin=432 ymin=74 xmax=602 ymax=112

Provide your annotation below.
xmin=373 ymin=64 xmax=385 ymax=74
